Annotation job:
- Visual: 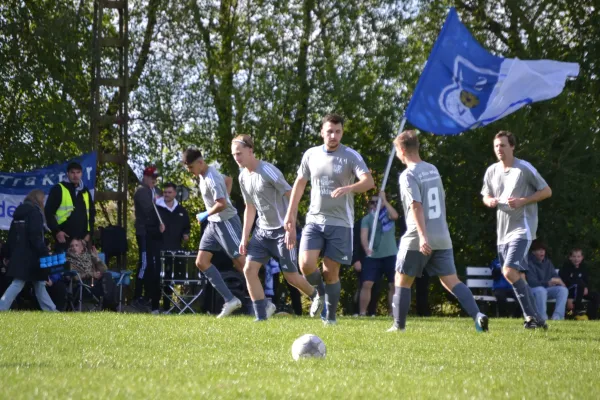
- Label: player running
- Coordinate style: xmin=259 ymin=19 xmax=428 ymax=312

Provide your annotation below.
xmin=388 ymin=130 xmax=488 ymax=332
xmin=231 ymin=134 xmax=322 ymax=321
xmin=284 ymin=113 xmax=374 ymax=325
xmin=182 ymin=148 xmax=243 ymax=318
xmin=482 ymin=131 xmax=552 ymax=329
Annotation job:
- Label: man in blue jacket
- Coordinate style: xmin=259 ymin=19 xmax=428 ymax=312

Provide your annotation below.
xmin=527 ymin=240 xmax=568 ymax=320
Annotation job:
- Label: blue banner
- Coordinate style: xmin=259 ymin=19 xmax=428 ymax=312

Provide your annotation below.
xmin=0 ymin=152 xmax=97 ymax=229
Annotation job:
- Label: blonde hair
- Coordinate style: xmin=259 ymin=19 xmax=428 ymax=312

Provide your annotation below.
xmin=24 ymin=189 xmax=45 ymax=209
xmin=232 ymin=134 xmax=254 ymax=148
xmin=394 ymin=130 xmax=419 ymax=153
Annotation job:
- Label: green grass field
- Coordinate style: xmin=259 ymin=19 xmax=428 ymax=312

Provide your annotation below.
xmin=1 ymin=313 xmax=599 ymax=399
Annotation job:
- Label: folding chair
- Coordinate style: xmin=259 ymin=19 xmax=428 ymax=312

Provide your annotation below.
xmin=63 ymin=270 xmax=103 ymax=312
xmin=160 ymin=250 xmax=207 ymax=314
xmin=107 ymin=270 xmax=132 ymax=312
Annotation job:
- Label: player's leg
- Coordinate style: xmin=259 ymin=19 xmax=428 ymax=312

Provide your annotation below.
xmin=321 ymin=225 xmax=352 ymax=324
xmin=432 ymin=250 xmax=488 ymax=331
xmin=245 ymin=230 xmax=275 ymax=320
xmin=389 ymin=248 xmax=423 ymax=331
xmin=220 ymin=216 xmax=245 ymax=273
xmin=299 ymin=224 xmax=326 ymax=317
xmin=196 ymin=223 xmax=240 ymax=317
xmin=500 ymin=240 xmax=545 ymax=327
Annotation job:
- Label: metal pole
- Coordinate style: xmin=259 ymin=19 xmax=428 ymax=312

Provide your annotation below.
xmin=368 ymin=117 xmax=407 ymax=252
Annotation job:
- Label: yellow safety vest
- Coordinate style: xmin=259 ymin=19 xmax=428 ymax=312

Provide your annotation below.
xmin=56 ymin=183 xmax=90 ymax=231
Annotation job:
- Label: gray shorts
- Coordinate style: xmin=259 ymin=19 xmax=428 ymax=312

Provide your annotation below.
xmin=299 ymin=223 xmax=352 ymax=265
xmin=498 ymin=239 xmax=531 ymax=271
xmin=395 ymin=247 xmax=456 ymax=278
xmin=247 ymin=227 xmax=298 ymax=273
xmin=198 ymin=215 xmax=243 ymax=259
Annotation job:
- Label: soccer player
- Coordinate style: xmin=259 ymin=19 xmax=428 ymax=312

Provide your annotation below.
xmin=231 ymin=135 xmax=323 ymax=321
xmin=284 ymin=113 xmax=374 ymax=325
xmin=182 ymin=148 xmax=243 ymax=318
xmin=388 ymin=130 xmax=488 ymax=332
xmin=482 ymin=131 xmax=552 ymax=329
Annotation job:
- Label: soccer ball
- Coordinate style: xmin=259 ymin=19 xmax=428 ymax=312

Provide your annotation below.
xmin=291 ymin=334 xmax=326 ymax=361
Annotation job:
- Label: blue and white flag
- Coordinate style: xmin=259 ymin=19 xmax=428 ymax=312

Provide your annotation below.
xmin=405 ymin=8 xmax=579 ymax=135
xmin=0 ymin=152 xmax=97 ymax=230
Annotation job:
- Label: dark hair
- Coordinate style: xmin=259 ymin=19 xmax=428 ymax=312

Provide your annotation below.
xmin=232 ymin=134 xmax=254 ymax=148
xmin=394 ymin=130 xmax=419 ymax=153
xmin=495 ymin=131 xmax=516 ymax=147
xmin=569 ymin=247 xmax=583 ymax=256
xmin=182 ymin=148 xmax=203 ymax=165
xmin=322 ymin=113 xmax=344 ymax=128
xmin=530 ymin=239 xmax=547 ymax=252
xmin=163 ymin=182 xmax=177 ymax=191
xmin=67 ymin=162 xmax=83 ymax=172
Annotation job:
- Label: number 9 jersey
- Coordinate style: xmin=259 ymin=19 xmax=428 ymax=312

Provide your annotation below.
xmin=399 ymin=161 xmax=452 ymax=250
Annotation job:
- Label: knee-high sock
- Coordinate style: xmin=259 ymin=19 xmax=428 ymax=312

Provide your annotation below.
xmin=252 ymin=299 xmax=267 ymax=320
xmin=392 ymin=287 xmax=411 ymax=330
xmin=305 ymin=270 xmax=325 ymax=297
xmin=325 ymin=281 xmax=341 ymax=321
xmin=204 ymin=265 xmax=234 ymax=302
xmin=512 ymin=278 xmax=542 ymax=321
xmin=451 ymin=282 xmax=480 ymax=320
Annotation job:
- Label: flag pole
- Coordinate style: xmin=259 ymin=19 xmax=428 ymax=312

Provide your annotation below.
xmin=368 ymin=117 xmax=407 ymax=252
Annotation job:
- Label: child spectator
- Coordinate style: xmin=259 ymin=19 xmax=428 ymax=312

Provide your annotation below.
xmin=560 ymin=248 xmax=600 ymax=320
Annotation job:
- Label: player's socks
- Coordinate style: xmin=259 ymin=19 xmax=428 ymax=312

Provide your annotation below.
xmin=309 ymin=288 xmax=318 ymax=300
xmin=512 ymin=278 xmax=543 ymax=321
xmin=325 ymin=281 xmax=341 ymax=321
xmin=451 ymin=282 xmax=480 ymax=319
xmin=392 ymin=286 xmax=411 ymax=330
xmin=252 ymin=298 xmax=267 ymax=320
xmin=204 ymin=265 xmax=234 ymax=302
xmin=306 ymin=270 xmax=325 ymax=297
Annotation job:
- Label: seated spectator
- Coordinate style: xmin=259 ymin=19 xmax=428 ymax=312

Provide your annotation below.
xmin=0 ymin=189 xmax=57 ymax=312
xmin=560 ymin=248 xmax=600 ymax=320
xmin=490 ymin=258 xmax=521 ymax=317
xmin=527 ymin=240 xmax=568 ymax=320
xmin=67 ymin=238 xmax=117 ymax=310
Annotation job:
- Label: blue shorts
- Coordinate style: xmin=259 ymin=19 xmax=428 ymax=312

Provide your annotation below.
xmin=246 ymin=227 xmax=298 ymax=273
xmin=198 ymin=215 xmax=243 ymax=259
xmin=395 ymin=248 xmax=456 ymax=278
xmin=498 ymin=239 xmax=531 ymax=272
xmin=299 ymin=223 xmax=352 ymax=265
xmin=361 ymin=255 xmax=396 ymax=283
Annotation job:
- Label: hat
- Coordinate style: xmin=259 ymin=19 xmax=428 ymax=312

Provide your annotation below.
xmin=66 ymin=162 xmax=83 ymax=172
xmin=143 ymin=165 xmax=159 ymax=178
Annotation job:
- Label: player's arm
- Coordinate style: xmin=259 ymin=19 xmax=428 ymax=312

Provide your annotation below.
xmin=283 ymin=176 xmax=307 ymax=249
xmin=410 ymin=201 xmax=432 ymax=256
xmin=207 ymin=198 xmax=227 ymax=215
xmin=240 ymin=203 xmax=256 ymax=255
xmin=331 ymin=173 xmax=375 ymax=198
xmin=483 ymin=195 xmax=498 ymax=208
xmin=508 ymin=186 xmax=552 ymax=209
xmin=223 ymin=175 xmax=233 ymax=195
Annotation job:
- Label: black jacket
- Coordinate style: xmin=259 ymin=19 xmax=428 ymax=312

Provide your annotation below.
xmin=44 ymin=180 xmax=95 ymax=240
xmin=134 ymin=184 xmax=162 ymax=236
xmin=156 ymin=200 xmax=191 ymax=251
xmin=560 ymin=261 xmax=589 ymax=288
xmin=6 ymin=201 xmax=50 ymax=281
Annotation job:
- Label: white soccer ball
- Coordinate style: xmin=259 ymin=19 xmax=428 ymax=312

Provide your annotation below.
xmin=291 ymin=334 xmax=326 ymax=361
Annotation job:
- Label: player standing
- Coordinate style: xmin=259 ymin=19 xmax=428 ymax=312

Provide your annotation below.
xmin=284 ymin=114 xmax=374 ymax=325
xmin=388 ymin=130 xmax=488 ymax=332
xmin=481 ymin=131 xmax=552 ymax=329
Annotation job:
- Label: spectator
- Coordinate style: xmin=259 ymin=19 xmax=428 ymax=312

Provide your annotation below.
xmin=132 ymin=165 xmax=164 ymax=312
xmin=45 ymin=161 xmax=95 ymax=252
xmin=156 ymin=182 xmax=191 ymax=312
xmin=359 ymin=192 xmax=399 ymax=316
xmin=560 ymin=248 xmax=600 ymax=320
xmin=0 ymin=189 xmax=56 ymax=312
xmin=66 ymin=238 xmax=117 ymax=310
xmin=527 ymin=240 xmax=568 ymax=320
